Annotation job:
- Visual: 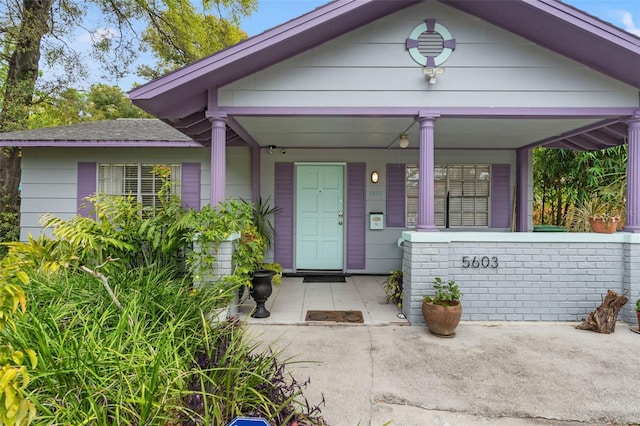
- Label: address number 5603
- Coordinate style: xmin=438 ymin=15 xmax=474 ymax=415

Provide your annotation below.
xmin=462 ymin=256 xmax=498 ymax=268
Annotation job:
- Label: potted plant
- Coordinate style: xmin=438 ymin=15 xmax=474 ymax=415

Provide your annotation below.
xmin=571 ymin=196 xmax=622 ymax=233
xmin=235 ymin=197 xmax=283 ymax=318
xmin=422 ymin=277 xmax=462 ymax=337
xmin=636 ymin=299 xmax=640 ymax=332
xmin=382 ymin=270 xmax=403 ymax=308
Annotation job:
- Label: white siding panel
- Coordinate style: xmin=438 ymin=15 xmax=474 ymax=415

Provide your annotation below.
xmin=220 ymin=1 xmax=636 ymax=109
xmin=224 ymin=89 xmax=637 ymax=108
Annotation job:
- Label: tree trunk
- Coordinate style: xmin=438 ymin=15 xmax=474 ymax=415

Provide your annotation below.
xmin=0 ymin=0 xmax=54 ymax=233
xmin=576 ymin=290 xmax=628 ymax=334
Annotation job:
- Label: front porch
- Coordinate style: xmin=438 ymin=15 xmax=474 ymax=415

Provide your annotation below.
xmin=235 ymin=275 xmax=409 ymax=325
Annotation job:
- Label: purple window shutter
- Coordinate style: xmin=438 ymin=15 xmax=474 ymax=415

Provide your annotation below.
xmin=274 ymin=163 xmax=294 ymax=269
xmin=490 ymin=164 xmax=511 ymax=228
xmin=386 ymin=164 xmax=406 ymax=228
xmin=347 ymin=163 xmax=366 ymax=270
xmin=181 ymin=163 xmax=201 ymax=211
xmin=77 ymin=162 xmax=96 ymax=217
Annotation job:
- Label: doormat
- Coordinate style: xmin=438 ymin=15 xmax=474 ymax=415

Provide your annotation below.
xmin=303 ymin=275 xmax=346 ymax=283
xmin=305 ymin=310 xmax=364 ymax=323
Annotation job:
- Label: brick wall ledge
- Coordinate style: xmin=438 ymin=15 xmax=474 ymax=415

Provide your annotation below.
xmin=401 ymin=230 xmax=640 ymax=244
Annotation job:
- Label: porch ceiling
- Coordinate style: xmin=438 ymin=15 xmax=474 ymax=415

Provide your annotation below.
xmin=231 ymin=116 xmax=622 ymax=151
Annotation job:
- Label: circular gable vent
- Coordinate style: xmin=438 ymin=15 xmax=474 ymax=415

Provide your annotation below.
xmin=406 ymin=19 xmax=456 ymax=67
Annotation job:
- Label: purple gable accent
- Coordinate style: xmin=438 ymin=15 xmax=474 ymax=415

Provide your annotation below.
xmin=181 ymin=163 xmax=201 ymax=210
xmin=490 ymin=164 xmax=511 ymax=228
xmin=274 ymin=163 xmax=294 ymax=269
xmin=386 ymin=164 xmax=406 ymax=228
xmin=77 ymin=162 xmax=96 ymax=217
xmin=426 ymin=19 xmax=436 ymax=32
xmin=346 ymin=163 xmax=366 ymax=270
xmin=426 ymin=56 xmax=436 ymax=68
xmin=443 ymin=39 xmax=456 ymax=49
xmin=406 ymin=38 xmax=419 ymax=49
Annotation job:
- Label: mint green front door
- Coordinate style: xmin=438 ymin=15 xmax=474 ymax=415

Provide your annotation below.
xmin=296 ymin=165 xmax=344 ymax=270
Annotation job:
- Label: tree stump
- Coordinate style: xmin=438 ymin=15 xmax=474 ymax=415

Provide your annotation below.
xmin=576 ymin=290 xmax=628 ymax=334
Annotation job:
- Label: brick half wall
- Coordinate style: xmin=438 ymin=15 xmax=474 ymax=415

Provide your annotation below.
xmin=401 ymin=232 xmax=640 ymax=325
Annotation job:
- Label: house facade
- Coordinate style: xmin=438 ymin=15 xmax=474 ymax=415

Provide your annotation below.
xmin=2 ymin=0 xmax=640 ymax=324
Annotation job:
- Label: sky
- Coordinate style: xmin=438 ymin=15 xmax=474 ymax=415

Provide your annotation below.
xmin=89 ymin=0 xmax=640 ymax=91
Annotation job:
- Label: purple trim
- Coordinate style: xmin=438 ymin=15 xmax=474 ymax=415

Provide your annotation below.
xmin=439 ymin=0 xmax=640 ymax=88
xmin=346 ymin=163 xmax=366 ymax=270
xmin=426 ymin=19 xmax=436 ymax=32
xmin=426 ymin=57 xmax=436 ymax=68
xmin=129 ymin=0 xmax=639 ymax=121
xmin=129 ymin=0 xmax=419 ymax=115
xmin=227 ymin=116 xmax=259 ymax=149
xmin=209 ymin=117 xmax=227 ymax=206
xmin=516 ymin=149 xmax=531 ymax=232
xmin=77 ymin=162 xmax=96 ymax=217
xmin=443 ymin=39 xmax=456 ymax=49
xmin=406 ymin=39 xmax=419 ymax=49
xmin=386 ymin=164 xmax=406 ymax=228
xmin=490 ymin=164 xmax=511 ymax=228
xmin=624 ymin=114 xmax=640 ymax=232
xmin=0 ymin=141 xmax=205 ymax=147
xmin=181 ymin=163 xmax=201 ymax=211
xmin=416 ymin=116 xmax=438 ymax=232
xmin=274 ymin=163 xmax=294 ymax=268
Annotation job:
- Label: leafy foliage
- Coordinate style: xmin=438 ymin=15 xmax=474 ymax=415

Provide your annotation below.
xmin=423 ymin=277 xmax=462 ymax=307
xmin=533 ymin=146 xmax=627 ymax=228
xmin=1 ymin=266 xmax=324 ymax=424
xmin=138 ymin=0 xmax=256 ymax=80
xmin=382 ymin=270 xmax=403 ymax=308
xmin=0 ymin=180 xmax=325 ymax=423
xmin=0 ymin=237 xmax=37 ymax=425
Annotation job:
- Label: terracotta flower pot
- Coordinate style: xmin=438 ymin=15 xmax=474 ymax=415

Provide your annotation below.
xmin=589 ymin=217 xmax=620 ymax=234
xmin=422 ymin=300 xmax=462 ymax=337
xmin=637 ymin=311 xmax=640 ymax=332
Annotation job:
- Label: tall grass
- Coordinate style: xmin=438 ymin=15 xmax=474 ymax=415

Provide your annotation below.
xmin=3 ymin=265 xmax=325 ymax=425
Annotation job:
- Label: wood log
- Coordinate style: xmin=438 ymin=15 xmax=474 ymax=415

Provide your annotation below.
xmin=576 ymin=290 xmax=628 ymax=334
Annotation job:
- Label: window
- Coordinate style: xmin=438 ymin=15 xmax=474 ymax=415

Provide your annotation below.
xmin=406 ymin=164 xmax=490 ymax=227
xmin=98 ymin=163 xmax=181 ymax=209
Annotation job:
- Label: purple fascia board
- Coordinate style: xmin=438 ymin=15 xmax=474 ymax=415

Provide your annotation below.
xmin=523 ymin=117 xmax=626 ymax=149
xmin=0 ymin=140 xmax=206 ymax=147
xmin=440 ymin=0 xmax=640 ymax=88
xmin=129 ymin=1 xmax=420 ymax=116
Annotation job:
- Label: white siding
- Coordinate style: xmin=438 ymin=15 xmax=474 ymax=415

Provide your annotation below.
xmin=219 ymin=2 xmax=636 ymax=108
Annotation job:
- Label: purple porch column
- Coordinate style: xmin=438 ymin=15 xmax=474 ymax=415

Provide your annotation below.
xmin=625 ymin=112 xmax=640 ymax=233
xmin=416 ymin=116 xmax=438 ymax=232
xmin=209 ymin=115 xmax=227 ymax=206
xmin=516 ymin=148 xmax=531 ymax=232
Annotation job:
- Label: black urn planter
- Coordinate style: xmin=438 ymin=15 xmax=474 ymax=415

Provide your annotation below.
xmin=250 ymin=269 xmax=276 ymax=318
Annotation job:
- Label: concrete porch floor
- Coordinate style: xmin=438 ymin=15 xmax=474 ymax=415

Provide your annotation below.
xmin=236 ymin=275 xmax=409 ymax=325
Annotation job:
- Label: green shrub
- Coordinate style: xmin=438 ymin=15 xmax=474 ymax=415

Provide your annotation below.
xmin=4 ymin=261 xmax=324 ymax=424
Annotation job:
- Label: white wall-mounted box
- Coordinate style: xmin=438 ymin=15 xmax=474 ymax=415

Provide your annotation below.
xmin=370 ymin=212 xmax=384 ymax=230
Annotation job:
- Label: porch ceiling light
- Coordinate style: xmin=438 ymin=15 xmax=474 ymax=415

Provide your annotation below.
xmin=399 ymin=134 xmax=410 ymax=149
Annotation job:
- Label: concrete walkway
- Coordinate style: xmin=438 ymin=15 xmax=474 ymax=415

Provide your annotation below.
xmin=249 ymin=322 xmax=640 ymax=425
